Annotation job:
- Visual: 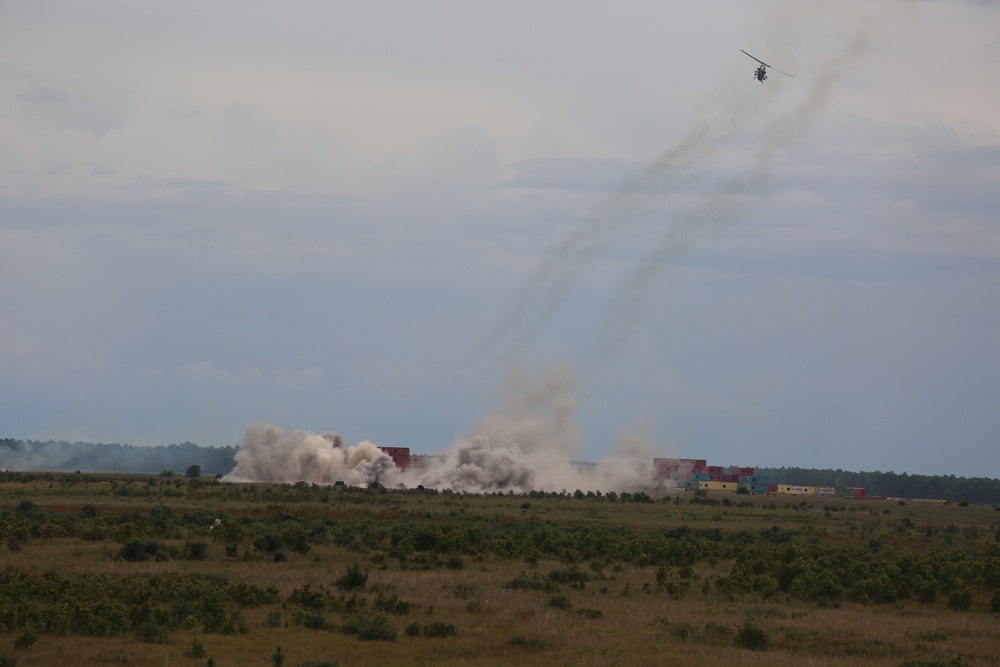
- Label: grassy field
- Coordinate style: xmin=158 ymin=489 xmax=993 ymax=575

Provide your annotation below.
xmin=0 ymin=472 xmax=998 ymax=667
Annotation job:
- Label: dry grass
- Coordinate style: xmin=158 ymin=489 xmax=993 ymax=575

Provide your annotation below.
xmin=1 ymin=478 xmax=999 ymax=666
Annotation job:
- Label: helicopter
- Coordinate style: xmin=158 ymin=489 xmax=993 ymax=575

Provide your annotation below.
xmin=741 ymin=50 xmax=794 ymax=83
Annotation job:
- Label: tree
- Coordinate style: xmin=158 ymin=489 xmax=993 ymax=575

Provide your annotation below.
xmin=185 ymin=464 xmax=202 ymax=478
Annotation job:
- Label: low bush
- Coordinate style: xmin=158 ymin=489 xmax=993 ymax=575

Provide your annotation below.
xmin=135 ymin=622 xmax=171 ymax=644
xmin=341 ymin=614 xmax=396 ymax=641
xmin=119 ymin=539 xmax=169 ymax=562
xmin=422 ymin=622 xmax=456 ymax=638
xmin=336 ymin=562 xmax=368 ymax=591
xmin=182 ymin=541 xmax=208 ymax=560
xmin=548 ymin=595 xmax=572 ymax=610
xmin=183 ymin=639 xmax=207 ymax=658
xmin=735 ymin=620 xmax=768 ymax=650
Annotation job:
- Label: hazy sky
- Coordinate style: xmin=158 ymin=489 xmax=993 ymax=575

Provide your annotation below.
xmin=2 ymin=1 xmax=998 ymax=479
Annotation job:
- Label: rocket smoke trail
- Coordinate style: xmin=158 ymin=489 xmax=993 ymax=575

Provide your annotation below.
xmin=456 ymin=0 xmax=916 ymax=376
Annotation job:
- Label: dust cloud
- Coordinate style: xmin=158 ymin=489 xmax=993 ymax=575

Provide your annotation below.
xmin=224 ymin=424 xmax=400 ymax=488
xmin=225 ymin=364 xmax=655 ymax=493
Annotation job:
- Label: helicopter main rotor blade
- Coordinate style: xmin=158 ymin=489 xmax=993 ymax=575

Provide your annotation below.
xmin=741 ymin=50 xmax=794 ymax=78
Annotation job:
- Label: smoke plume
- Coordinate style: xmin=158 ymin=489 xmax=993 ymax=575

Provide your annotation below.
xmin=224 ymin=424 xmax=401 ymax=487
xmin=226 ymin=364 xmax=656 ymax=493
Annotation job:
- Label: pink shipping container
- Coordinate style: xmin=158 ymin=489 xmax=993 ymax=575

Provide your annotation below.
xmin=379 ymin=447 xmax=410 ymax=470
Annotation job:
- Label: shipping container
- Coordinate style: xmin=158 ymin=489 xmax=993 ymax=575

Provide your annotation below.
xmin=652 ymin=458 xmax=707 ymax=481
xmin=777 ymin=485 xmax=817 ymax=495
xmin=379 ymin=447 xmax=410 ymax=470
xmin=739 ymin=475 xmax=766 ymax=484
xmin=699 ymin=481 xmax=736 ymax=491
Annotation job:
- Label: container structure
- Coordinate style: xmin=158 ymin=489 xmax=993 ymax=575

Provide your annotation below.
xmin=379 ymin=447 xmax=410 ymax=470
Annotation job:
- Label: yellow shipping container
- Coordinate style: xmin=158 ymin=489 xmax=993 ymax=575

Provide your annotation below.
xmin=777 ymin=485 xmax=817 ymax=495
xmin=699 ymin=481 xmax=737 ymax=491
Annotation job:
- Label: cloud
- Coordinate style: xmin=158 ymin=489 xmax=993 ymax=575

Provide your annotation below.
xmin=172 ymin=363 xmax=323 ymax=390
xmin=21 ymin=87 xmax=70 ymax=104
xmin=505 ymin=158 xmax=640 ymax=192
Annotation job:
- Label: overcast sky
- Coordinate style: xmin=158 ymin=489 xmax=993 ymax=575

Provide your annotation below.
xmin=2 ymin=0 xmax=998 ymax=479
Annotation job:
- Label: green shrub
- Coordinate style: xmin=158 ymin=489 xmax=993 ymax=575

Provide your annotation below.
xmin=135 ymin=621 xmax=171 ymax=644
xmin=405 ymin=622 xmax=422 ymax=637
xmin=12 ymin=627 xmax=37 ymax=651
xmin=302 ymin=615 xmax=330 ymax=630
xmin=547 ymin=595 xmax=572 ymax=610
xmin=336 ymin=562 xmax=368 ymax=591
xmin=373 ymin=594 xmax=411 ymax=615
xmin=182 ymin=541 xmax=209 ymax=560
xmin=119 ymin=539 xmax=169 ymax=562
xmin=735 ymin=620 xmax=768 ymax=650
xmin=357 ymin=615 xmax=397 ymax=642
xmin=423 ymin=622 xmax=456 ymax=638
xmin=918 ymin=581 xmax=938 ymax=604
xmin=342 ymin=614 xmax=397 ymax=641
xmin=183 ymin=639 xmax=207 ymax=658
xmin=947 ymin=588 xmax=972 ymax=611
xmin=549 ymin=565 xmax=591 ymax=589
xmin=991 ymin=590 xmax=1000 ymax=613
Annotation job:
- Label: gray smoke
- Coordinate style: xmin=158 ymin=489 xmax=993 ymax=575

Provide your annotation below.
xmin=227 ymin=364 xmax=656 ymax=493
xmin=421 ymin=365 xmax=656 ymax=492
xmin=224 ymin=424 xmax=401 ymax=487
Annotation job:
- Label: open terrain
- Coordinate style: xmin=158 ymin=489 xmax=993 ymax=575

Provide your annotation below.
xmin=1 ymin=472 xmax=998 ymax=667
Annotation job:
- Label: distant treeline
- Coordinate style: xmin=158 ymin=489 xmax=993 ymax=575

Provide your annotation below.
xmin=2 ymin=439 xmax=998 ymax=502
xmin=0 ymin=439 xmax=237 ymax=476
xmin=754 ymin=466 xmax=1000 ymax=505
